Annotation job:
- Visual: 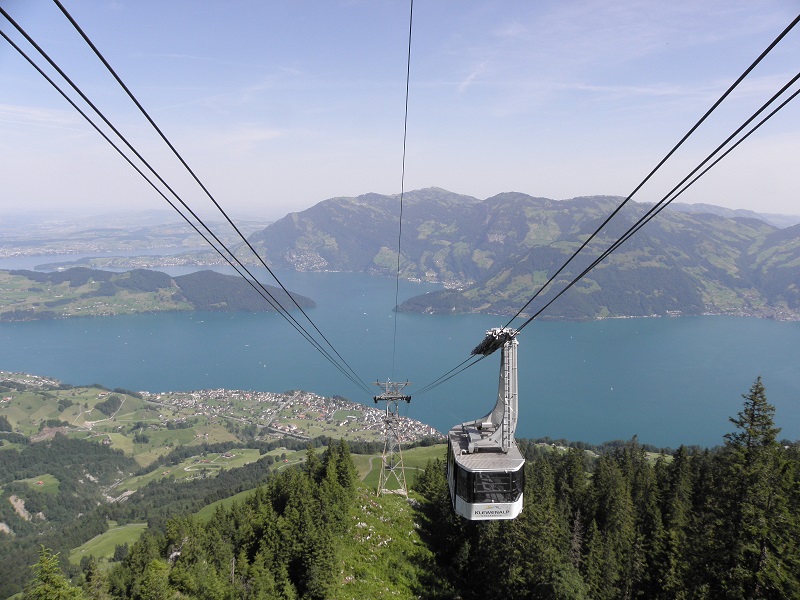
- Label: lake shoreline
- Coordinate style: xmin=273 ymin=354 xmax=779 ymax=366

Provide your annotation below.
xmin=0 ymin=265 xmax=797 ymax=448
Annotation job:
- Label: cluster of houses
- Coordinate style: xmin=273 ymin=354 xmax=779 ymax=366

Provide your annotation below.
xmin=141 ymin=388 xmax=440 ymax=443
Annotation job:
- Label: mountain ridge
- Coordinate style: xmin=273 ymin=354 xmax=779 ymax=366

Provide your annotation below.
xmin=249 ymin=188 xmax=800 ymax=321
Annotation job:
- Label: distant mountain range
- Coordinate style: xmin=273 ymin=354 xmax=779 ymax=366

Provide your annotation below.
xmin=0 ymin=210 xmax=271 ymax=258
xmin=249 ymin=188 xmax=800 ymax=321
xmin=668 ymin=202 xmax=800 ymax=229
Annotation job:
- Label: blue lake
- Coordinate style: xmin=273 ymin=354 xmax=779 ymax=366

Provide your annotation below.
xmin=1 ymin=259 xmax=798 ymax=448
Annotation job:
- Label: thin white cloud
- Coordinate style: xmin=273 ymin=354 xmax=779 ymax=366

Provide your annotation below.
xmin=0 ymin=104 xmax=78 ymax=129
xmin=458 ymin=61 xmax=488 ymax=93
xmin=130 ymin=51 xmax=264 ymax=70
xmin=493 ymin=22 xmax=526 ymax=39
xmin=215 ymin=126 xmax=284 ymax=154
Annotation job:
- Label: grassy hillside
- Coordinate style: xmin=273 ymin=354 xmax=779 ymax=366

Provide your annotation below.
xmin=0 ymin=373 xmax=438 ymax=470
xmin=0 ymin=370 xmax=448 ymax=597
xmin=0 ymin=268 xmax=314 ymax=321
xmin=69 ymin=522 xmax=148 ymax=565
xmin=357 ymin=444 xmax=446 ymax=489
xmin=61 ymin=444 xmax=446 ymax=568
xmin=0 ymin=371 xmax=451 ymax=598
xmin=332 ymin=488 xmax=449 ymax=599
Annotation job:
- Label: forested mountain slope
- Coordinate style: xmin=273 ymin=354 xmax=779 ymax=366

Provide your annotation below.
xmin=17 ymin=378 xmax=800 ymax=599
xmin=414 ymin=379 xmax=800 ymax=599
xmin=0 ymin=435 xmax=139 ymax=598
xmin=249 ymin=188 xmax=800 ymax=320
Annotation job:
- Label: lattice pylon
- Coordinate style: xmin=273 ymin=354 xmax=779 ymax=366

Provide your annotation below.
xmin=373 ymin=380 xmax=411 ymax=497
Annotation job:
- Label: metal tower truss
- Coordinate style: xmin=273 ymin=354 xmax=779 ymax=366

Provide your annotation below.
xmin=373 ymin=380 xmax=412 ymax=496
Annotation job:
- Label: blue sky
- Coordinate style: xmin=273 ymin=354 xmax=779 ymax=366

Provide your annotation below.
xmin=1 ymin=0 xmax=798 ymax=220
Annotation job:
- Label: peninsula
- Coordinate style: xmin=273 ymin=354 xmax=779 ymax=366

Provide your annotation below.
xmin=0 ymin=268 xmax=314 ymax=321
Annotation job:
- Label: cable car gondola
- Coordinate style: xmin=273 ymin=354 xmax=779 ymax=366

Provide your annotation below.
xmin=446 ymin=328 xmax=525 ymax=520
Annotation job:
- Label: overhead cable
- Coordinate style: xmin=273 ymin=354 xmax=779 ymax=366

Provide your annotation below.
xmin=0 ymin=8 xmax=372 ymax=395
xmin=391 ymin=0 xmax=414 ymax=380
xmin=502 ymin=12 xmax=800 ymax=330
xmin=416 ymin=13 xmax=800 ymax=396
xmin=516 ymin=71 xmax=800 ymax=332
xmin=415 ymin=354 xmax=483 ymax=397
xmin=47 ymin=0 xmax=371 ymax=395
xmin=0 ymin=27 xmax=372 ymax=396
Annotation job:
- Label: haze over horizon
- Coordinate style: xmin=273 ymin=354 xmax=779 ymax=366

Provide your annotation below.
xmin=1 ymin=1 xmax=798 ymax=221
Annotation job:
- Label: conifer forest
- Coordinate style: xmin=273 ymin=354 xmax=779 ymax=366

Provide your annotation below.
xmin=14 ymin=379 xmax=800 ymax=599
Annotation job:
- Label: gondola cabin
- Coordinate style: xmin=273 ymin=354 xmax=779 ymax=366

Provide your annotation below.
xmin=446 ymin=327 xmax=525 ymax=520
xmin=447 ymin=425 xmax=525 ymax=520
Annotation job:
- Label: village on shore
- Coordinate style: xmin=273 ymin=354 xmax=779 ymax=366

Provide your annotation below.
xmin=143 ymin=387 xmax=441 ymax=443
xmin=1 ymin=371 xmax=442 ymax=445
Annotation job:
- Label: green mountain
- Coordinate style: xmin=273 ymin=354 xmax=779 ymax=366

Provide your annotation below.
xmin=0 ymin=268 xmax=315 ymax=321
xmin=13 ymin=387 xmax=800 ymax=600
xmin=249 ymin=188 xmax=800 ymax=320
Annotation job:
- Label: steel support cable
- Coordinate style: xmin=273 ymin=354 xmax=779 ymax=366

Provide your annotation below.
xmin=0 ymin=32 xmax=258 ymax=296
xmin=515 ymin=73 xmax=800 ymax=332
xmin=502 ymin=12 xmax=800 ymax=331
xmin=414 ymin=80 xmax=800 ymax=401
xmin=391 ymin=0 xmax=414 ymax=380
xmin=0 ymin=31 xmax=371 ymax=396
xmin=49 ymin=0 xmax=371 ymax=396
xmin=0 ymin=9 xmax=267 ymax=302
xmin=415 ymin=354 xmax=485 ymax=398
xmin=0 ymin=18 xmax=373 ymax=395
xmin=583 ymin=74 xmax=800 ymax=287
xmin=416 ymin=13 xmax=800 ymax=398
xmin=607 ymin=82 xmax=800 ymax=265
xmin=415 ymin=355 xmax=477 ymax=396
xmin=416 ymin=77 xmax=798 ymax=399
xmin=4 ymin=6 xmax=372 ymax=396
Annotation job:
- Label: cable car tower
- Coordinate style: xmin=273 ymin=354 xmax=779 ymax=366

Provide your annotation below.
xmin=373 ymin=380 xmax=412 ymax=496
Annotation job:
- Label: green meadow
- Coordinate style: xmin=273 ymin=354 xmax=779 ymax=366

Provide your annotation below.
xmin=18 ymin=473 xmax=60 ymax=494
xmin=69 ymin=522 xmax=148 ymax=564
xmin=116 ymin=448 xmax=264 ymax=493
xmin=358 ymin=444 xmax=446 ymax=490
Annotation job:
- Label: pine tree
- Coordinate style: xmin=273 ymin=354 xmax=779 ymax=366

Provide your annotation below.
xmin=618 ymin=439 xmax=663 ymax=598
xmin=712 ymin=377 xmax=799 ymax=598
xmin=23 ymin=546 xmax=85 ymax=600
xmin=724 ymin=377 xmax=781 ymax=453
xmin=655 ymin=446 xmax=694 ymax=599
xmin=241 ymin=552 xmax=279 ymax=599
xmin=586 ymin=456 xmax=636 ymax=599
xmin=334 ymin=439 xmax=358 ymax=500
xmin=412 ymin=457 xmax=465 ymax=580
xmin=135 ymin=559 xmax=172 ymax=600
xmin=518 ymin=458 xmax=582 ymax=598
xmin=583 ymin=520 xmax=611 ymax=600
xmin=304 ymin=444 xmax=322 ymax=483
xmin=82 ymin=558 xmax=112 ymax=600
xmin=303 ymin=527 xmax=337 ymax=600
